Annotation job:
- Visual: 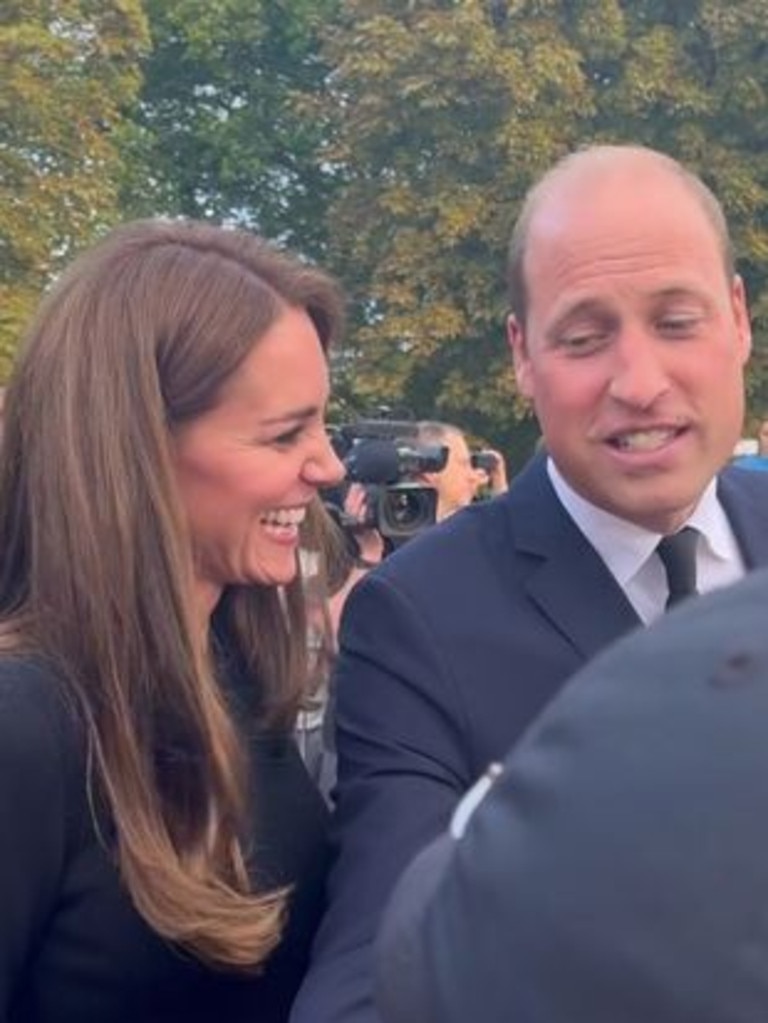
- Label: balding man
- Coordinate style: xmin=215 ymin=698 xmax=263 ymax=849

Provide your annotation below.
xmin=414 ymin=421 xmax=492 ymax=522
xmin=291 ymin=145 xmax=768 ymax=1023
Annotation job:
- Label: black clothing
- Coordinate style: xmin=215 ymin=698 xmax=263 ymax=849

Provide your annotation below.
xmin=0 ymin=656 xmax=330 ymax=1022
xmin=656 ymin=526 xmax=699 ymax=607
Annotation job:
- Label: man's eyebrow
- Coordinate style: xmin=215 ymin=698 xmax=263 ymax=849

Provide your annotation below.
xmin=651 ymin=285 xmax=711 ymax=303
xmin=545 ymin=287 xmax=712 ymax=339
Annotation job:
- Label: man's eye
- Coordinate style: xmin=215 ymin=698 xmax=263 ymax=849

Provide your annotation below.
xmin=560 ymin=332 xmax=606 ymax=355
xmin=659 ymin=316 xmax=699 ymax=336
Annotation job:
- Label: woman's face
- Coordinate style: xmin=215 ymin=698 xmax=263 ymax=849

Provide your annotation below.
xmin=172 ymin=305 xmax=344 ymax=616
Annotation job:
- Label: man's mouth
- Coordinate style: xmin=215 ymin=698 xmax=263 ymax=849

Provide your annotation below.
xmin=607 ymin=427 xmax=684 ymax=452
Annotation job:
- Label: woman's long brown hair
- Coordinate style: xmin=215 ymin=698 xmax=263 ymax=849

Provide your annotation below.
xmin=0 ymin=220 xmax=344 ymax=969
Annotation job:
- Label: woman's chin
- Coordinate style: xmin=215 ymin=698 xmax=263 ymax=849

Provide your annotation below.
xmin=243 ymin=560 xmax=299 ymax=590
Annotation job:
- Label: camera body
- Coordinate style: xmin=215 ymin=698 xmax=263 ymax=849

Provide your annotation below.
xmin=326 ymin=419 xmax=448 ymax=544
xmin=470 ymin=450 xmax=499 ymax=474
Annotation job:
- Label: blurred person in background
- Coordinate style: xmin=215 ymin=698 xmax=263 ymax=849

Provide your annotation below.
xmin=414 ymin=421 xmax=477 ymax=521
xmin=732 ymin=415 xmax=768 ymax=471
xmin=0 ymin=219 xmax=346 ymax=1022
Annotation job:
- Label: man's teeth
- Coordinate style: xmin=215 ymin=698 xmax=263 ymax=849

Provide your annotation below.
xmin=261 ymin=508 xmax=306 ymax=527
xmin=613 ymin=429 xmax=677 ymax=451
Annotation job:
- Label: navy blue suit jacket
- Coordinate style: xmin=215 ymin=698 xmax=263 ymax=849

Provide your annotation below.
xmin=291 ymin=457 xmax=768 ymax=1023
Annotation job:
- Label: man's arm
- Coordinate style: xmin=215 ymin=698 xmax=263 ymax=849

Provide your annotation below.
xmin=291 ymin=569 xmax=473 ymax=1023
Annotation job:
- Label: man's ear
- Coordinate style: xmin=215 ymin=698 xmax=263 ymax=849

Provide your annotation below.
xmin=507 ymin=314 xmax=534 ymax=400
xmin=731 ymin=275 xmax=752 ymax=364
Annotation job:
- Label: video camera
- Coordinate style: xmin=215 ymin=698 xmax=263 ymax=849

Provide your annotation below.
xmin=325 ymin=418 xmax=448 ymax=545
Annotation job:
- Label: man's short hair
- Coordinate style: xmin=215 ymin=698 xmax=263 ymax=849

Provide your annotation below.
xmin=506 ymin=144 xmax=735 ymax=326
xmin=416 ymin=420 xmax=463 ymax=448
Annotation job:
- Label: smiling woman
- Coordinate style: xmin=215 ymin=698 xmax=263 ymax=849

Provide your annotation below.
xmin=172 ymin=304 xmax=342 ymax=610
xmin=0 ymin=220 xmax=345 ymax=1022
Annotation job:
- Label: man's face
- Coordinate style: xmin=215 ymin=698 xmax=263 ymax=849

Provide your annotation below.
xmin=426 ymin=430 xmax=479 ymax=520
xmin=508 ymin=160 xmax=751 ymax=534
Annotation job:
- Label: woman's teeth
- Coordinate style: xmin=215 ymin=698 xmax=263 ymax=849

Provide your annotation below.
xmin=260 ymin=507 xmax=306 ymax=527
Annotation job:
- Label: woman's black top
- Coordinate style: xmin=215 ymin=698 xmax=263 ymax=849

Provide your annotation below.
xmin=0 ymin=655 xmax=331 ymax=1022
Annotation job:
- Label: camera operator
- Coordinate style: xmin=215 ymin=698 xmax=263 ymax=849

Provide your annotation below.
xmin=323 ymin=417 xmax=448 ymax=551
xmin=321 ymin=417 xmax=512 ymax=646
xmin=415 ymin=421 xmax=508 ymax=520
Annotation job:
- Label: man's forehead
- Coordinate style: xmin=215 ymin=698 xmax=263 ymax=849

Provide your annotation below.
xmin=524 ymin=166 xmax=724 ymax=282
xmin=447 ymin=430 xmax=469 ymax=452
xmin=529 ymin=156 xmax=693 ymax=238
xmin=533 ymin=146 xmax=680 ymax=201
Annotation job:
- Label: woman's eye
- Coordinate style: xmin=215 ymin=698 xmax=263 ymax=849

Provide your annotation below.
xmin=272 ymin=425 xmax=304 ymax=446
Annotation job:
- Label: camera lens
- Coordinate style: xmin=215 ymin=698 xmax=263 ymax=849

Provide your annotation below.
xmin=378 ymin=484 xmax=437 ymax=537
xmin=392 ymin=492 xmax=422 ymax=526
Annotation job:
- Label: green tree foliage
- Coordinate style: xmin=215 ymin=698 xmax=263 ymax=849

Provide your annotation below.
xmin=0 ymin=1 xmax=149 ymax=376
xmin=582 ymin=0 xmax=768 ymax=409
xmin=122 ymin=0 xmax=341 ymax=256
xmin=4 ymin=0 xmax=766 ymax=452
xmin=320 ymin=0 xmax=768 ymax=458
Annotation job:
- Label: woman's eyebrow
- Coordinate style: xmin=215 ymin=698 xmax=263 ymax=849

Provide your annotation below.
xmin=258 ymin=405 xmax=319 ymax=427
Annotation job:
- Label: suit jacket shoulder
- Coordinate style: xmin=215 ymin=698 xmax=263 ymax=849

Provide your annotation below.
xmin=718 ymin=464 xmax=768 ymax=566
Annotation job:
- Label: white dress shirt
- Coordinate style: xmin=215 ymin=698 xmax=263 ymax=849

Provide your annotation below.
xmin=547 ymin=459 xmax=746 ymax=624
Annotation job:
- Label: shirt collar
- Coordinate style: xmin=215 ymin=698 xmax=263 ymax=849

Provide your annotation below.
xmin=547 ymin=458 xmax=732 ymax=587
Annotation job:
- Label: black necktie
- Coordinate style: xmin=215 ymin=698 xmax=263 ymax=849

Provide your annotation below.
xmin=657 ymin=527 xmax=699 ymax=610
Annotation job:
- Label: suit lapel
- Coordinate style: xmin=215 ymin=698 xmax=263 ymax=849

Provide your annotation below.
xmin=502 ymin=457 xmax=641 ymax=661
xmin=501 ymin=461 xmax=768 ymax=663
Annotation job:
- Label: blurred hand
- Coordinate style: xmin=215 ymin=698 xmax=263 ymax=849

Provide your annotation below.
xmin=485 ymin=449 xmax=509 ymax=495
xmin=344 ymin=483 xmax=385 ymax=565
xmin=473 ymin=450 xmax=509 ymax=497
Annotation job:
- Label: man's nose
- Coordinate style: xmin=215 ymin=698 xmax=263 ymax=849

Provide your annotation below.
xmin=607 ymin=331 xmax=671 ymax=410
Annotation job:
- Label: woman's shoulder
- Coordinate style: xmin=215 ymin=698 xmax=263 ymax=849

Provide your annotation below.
xmin=0 ymin=651 xmax=71 ymax=706
xmin=0 ymin=654 xmax=82 ymax=767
